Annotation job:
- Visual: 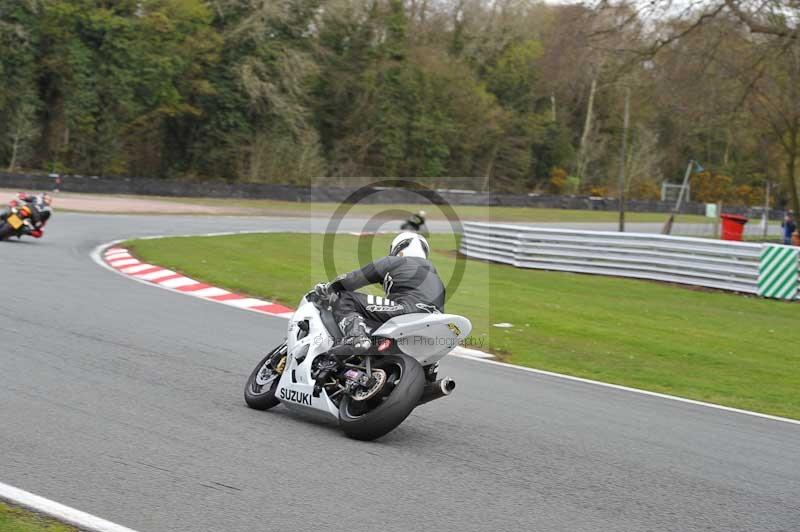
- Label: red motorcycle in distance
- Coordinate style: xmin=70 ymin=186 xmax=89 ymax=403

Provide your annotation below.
xmin=0 ymin=193 xmax=52 ymax=241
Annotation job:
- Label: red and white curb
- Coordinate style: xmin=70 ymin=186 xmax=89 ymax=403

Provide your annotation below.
xmin=0 ymin=481 xmax=139 ymax=532
xmin=101 ymin=246 xmax=294 ymax=318
xmin=92 ymin=239 xmax=800 ymax=426
xmin=95 ymin=241 xmax=494 ymax=359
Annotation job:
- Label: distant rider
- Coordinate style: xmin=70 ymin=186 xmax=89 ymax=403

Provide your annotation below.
xmin=315 ymin=232 xmax=445 ymax=357
xmin=401 ymin=210 xmax=427 ymax=234
xmin=1 ymin=192 xmax=53 ymax=238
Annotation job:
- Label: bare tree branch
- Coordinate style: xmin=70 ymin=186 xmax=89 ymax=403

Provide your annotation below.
xmin=724 ymin=0 xmax=800 ymax=39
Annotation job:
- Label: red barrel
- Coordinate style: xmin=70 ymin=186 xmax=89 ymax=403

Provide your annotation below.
xmin=720 ymin=214 xmax=748 ymax=241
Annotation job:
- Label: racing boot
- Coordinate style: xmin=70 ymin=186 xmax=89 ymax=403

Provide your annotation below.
xmin=315 ymin=315 xmax=371 ymax=390
xmin=333 ymin=314 xmax=372 ymax=357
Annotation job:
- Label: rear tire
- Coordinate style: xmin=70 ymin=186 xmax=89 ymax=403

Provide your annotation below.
xmin=338 ymin=353 xmax=425 ymax=441
xmin=244 ymin=344 xmax=285 ymax=411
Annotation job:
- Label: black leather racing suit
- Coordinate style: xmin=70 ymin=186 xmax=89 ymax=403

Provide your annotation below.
xmin=330 ymin=256 xmax=445 ymax=334
xmin=0 ymin=199 xmax=51 ymax=237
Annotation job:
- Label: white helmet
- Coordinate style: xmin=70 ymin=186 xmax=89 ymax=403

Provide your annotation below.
xmin=389 ymin=232 xmax=430 ymax=259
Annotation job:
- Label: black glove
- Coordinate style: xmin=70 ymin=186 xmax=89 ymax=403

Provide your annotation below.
xmin=314 ymin=282 xmax=332 ymax=300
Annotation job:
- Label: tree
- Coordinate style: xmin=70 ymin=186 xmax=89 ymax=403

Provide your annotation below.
xmin=313 ymin=0 xmax=503 ymax=183
xmin=34 ymin=0 xmax=220 ymax=176
xmin=0 ymin=0 xmax=797 ymax=203
xmin=215 ymin=0 xmax=324 ymax=183
xmin=0 ymin=0 xmax=40 ymax=171
xmin=596 ymin=0 xmax=800 ymax=211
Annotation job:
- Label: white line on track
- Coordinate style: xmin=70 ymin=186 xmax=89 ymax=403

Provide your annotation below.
xmin=91 ymin=237 xmax=800 ymax=427
xmin=449 ymin=354 xmax=800 ymax=426
xmin=0 ymin=481 xmax=139 ymax=532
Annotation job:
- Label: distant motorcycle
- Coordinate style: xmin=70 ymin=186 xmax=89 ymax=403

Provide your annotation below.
xmin=401 ymin=210 xmax=427 ymax=234
xmin=244 ymin=288 xmax=471 ymax=440
xmin=0 ymin=194 xmax=52 ymax=241
xmin=0 ymin=204 xmax=37 ymax=241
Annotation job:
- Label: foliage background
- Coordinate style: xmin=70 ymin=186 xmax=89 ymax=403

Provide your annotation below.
xmin=1 ymin=0 xmax=799 ymax=209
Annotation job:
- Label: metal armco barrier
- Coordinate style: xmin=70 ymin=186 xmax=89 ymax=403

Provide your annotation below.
xmin=460 ymin=222 xmax=800 ymax=299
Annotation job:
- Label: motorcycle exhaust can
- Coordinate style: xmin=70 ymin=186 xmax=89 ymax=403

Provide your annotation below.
xmin=418 ymin=378 xmax=456 ymax=406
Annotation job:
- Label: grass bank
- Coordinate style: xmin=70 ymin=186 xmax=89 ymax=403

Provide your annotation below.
xmin=0 ymin=502 xmax=76 ymax=532
xmin=127 ymin=233 xmax=800 ymax=419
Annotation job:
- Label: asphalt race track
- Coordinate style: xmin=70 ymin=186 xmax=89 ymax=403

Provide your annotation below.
xmin=1 ymin=213 xmax=798 ymax=532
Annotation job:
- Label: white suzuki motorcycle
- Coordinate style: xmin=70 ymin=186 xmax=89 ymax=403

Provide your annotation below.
xmin=244 ymin=289 xmax=472 ymax=441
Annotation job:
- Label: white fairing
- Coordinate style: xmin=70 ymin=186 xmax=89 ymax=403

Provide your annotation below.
xmin=277 ymin=296 xmax=339 ymax=417
xmin=372 ymin=313 xmax=472 ymax=366
xmin=274 ymin=295 xmax=471 ymax=418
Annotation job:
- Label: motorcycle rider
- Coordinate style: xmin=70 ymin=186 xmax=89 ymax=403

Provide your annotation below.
xmin=401 ymin=210 xmax=427 ymax=234
xmin=0 ymin=192 xmax=52 ymax=238
xmin=315 ymin=232 xmax=445 ymax=358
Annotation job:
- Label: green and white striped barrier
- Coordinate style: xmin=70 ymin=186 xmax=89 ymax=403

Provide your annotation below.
xmin=758 ymin=245 xmax=800 ymax=300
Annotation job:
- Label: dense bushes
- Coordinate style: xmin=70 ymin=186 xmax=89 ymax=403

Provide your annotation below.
xmin=0 ymin=1 xmax=797 ymax=209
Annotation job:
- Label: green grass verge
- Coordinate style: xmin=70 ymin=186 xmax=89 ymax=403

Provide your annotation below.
xmin=0 ymin=502 xmax=77 ymax=532
xmin=126 ymin=233 xmax=800 ymax=419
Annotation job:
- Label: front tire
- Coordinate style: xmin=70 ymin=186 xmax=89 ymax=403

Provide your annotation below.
xmin=338 ymin=353 xmax=425 ymax=441
xmin=244 ymin=344 xmax=285 ymax=410
xmin=0 ymin=223 xmax=15 ymax=241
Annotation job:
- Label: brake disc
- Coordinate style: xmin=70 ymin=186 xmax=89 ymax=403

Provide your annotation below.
xmin=256 ymin=355 xmax=285 ymax=386
xmin=351 ymin=368 xmax=387 ymax=402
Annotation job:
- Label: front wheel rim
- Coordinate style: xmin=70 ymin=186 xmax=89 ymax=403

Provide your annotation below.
xmin=250 ymin=355 xmax=283 ymax=395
